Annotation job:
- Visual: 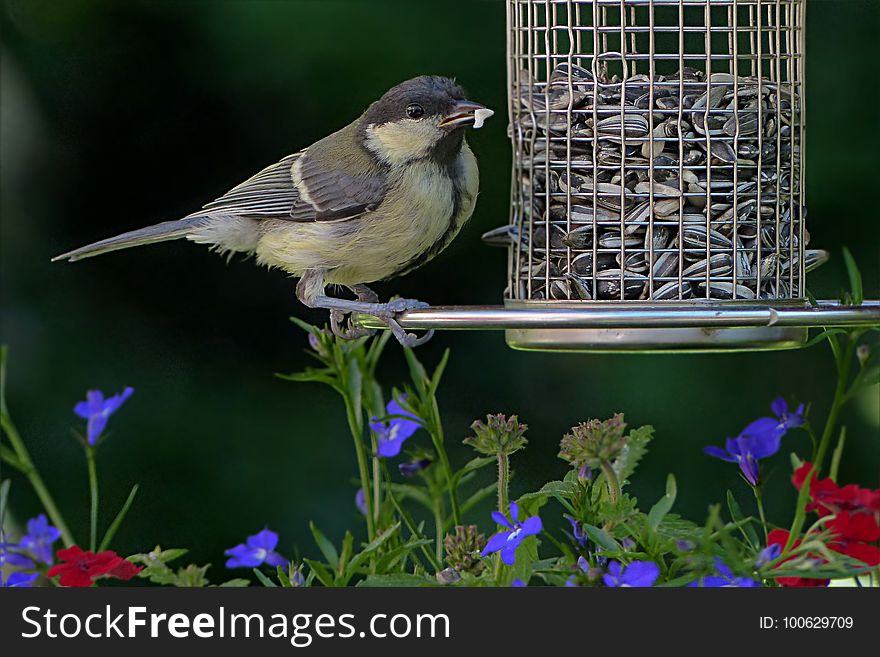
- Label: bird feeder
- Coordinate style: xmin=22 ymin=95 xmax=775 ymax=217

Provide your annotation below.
xmin=360 ymin=0 xmax=880 ymax=350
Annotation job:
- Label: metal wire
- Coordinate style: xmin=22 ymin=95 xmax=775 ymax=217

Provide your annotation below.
xmin=504 ymin=0 xmax=806 ymax=305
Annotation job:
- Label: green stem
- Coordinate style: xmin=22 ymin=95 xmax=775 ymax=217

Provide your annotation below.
xmin=0 ymin=415 xmax=74 ymax=547
xmin=343 ymin=394 xmax=375 ymax=542
xmin=427 ymin=398 xmax=461 ymax=527
xmin=86 ymin=446 xmax=99 ymax=552
xmin=600 ymin=461 xmax=621 ymax=504
xmin=814 ymin=338 xmax=856 ymax=476
xmin=433 ymin=498 xmax=444 ymax=564
xmin=753 ymin=485 xmax=769 ymax=544
xmin=497 ymin=452 xmax=509 ymax=513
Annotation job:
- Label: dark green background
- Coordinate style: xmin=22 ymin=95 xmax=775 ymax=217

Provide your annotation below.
xmin=1 ymin=0 xmax=877 ymax=571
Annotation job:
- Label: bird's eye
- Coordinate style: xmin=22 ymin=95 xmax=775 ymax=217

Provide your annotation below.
xmin=406 ymin=103 xmax=425 ymax=119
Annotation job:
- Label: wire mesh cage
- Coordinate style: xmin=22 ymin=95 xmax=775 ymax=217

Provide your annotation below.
xmin=498 ymin=0 xmax=811 ymax=350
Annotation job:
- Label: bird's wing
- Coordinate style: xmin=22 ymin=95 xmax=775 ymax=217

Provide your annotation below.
xmin=289 ymin=151 xmax=388 ymax=222
xmin=196 ymin=150 xmax=387 ymax=223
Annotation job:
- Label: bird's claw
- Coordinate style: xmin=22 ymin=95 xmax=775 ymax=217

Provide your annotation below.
xmin=376 ymin=297 xmax=430 ymax=316
xmin=330 ymin=309 xmax=376 ymax=341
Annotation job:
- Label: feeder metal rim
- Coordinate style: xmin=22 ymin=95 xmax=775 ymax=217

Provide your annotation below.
xmin=355 ymin=300 xmax=880 ymax=331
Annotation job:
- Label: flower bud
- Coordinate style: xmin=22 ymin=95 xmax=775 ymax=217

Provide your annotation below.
xmin=463 ymin=414 xmax=528 ymax=456
xmin=559 ymin=413 xmax=627 ymax=470
xmin=444 ymin=525 xmax=487 ymax=575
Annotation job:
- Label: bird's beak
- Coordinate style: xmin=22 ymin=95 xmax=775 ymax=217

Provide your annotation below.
xmin=438 ymin=100 xmax=494 ymax=130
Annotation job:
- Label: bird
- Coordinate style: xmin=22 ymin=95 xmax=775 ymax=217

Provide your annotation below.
xmin=53 ymin=75 xmax=493 ymax=347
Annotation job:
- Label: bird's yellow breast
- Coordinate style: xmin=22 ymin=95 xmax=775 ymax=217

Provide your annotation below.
xmin=255 ymin=144 xmax=478 ymax=286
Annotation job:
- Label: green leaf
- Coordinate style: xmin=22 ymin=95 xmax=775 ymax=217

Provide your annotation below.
xmin=309 ymin=521 xmax=339 ymax=569
xmin=829 ymin=426 xmax=846 ymax=483
xmin=582 ymin=524 xmax=621 ymax=552
xmin=357 ymin=574 xmax=432 ymax=587
xmin=0 ymin=479 xmax=9 ymax=522
xmin=452 ymin=456 xmax=495 ymax=485
xmin=519 ymin=480 xmax=579 ymax=505
xmin=456 ymin=482 xmax=497 ymax=522
xmin=218 ymin=578 xmax=250 ymax=587
xmin=303 ymin=558 xmax=334 ymax=587
xmin=428 ymin=349 xmax=451 ymax=397
xmin=614 ymin=424 xmax=654 ymax=485
xmin=252 ymin=568 xmax=277 ymax=587
xmin=726 ymin=490 xmax=759 ymax=550
xmin=346 ymin=523 xmax=401 ymax=575
xmin=276 ymin=565 xmax=293 ymax=587
xmin=785 ymin=462 xmax=816 ymax=551
xmin=338 ymin=531 xmax=354 ymax=577
xmin=403 ymin=349 xmax=429 ymax=396
xmin=128 ymin=546 xmax=189 ymax=566
xmin=98 ymin=483 xmax=139 ymax=551
xmin=842 ymin=246 xmax=863 ymax=306
xmin=647 ymin=474 xmax=677 ymax=532
xmin=174 ymin=563 xmax=211 ymax=587
xmin=803 ymin=328 xmax=848 ymax=349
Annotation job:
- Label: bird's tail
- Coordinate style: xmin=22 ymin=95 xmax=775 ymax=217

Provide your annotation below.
xmin=51 ymin=216 xmax=208 ymax=262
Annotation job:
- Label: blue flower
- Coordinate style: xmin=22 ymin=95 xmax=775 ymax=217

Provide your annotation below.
xmin=741 ymin=397 xmax=805 ymax=444
xmin=603 ymin=560 xmax=659 ymax=587
xmin=566 ymin=556 xmax=590 ymax=587
xmin=0 ymin=571 xmax=39 ymax=587
xmin=74 ymin=387 xmax=134 ymax=445
xmin=705 ymin=397 xmax=804 ymax=487
xmin=704 ymin=434 xmax=774 ymax=486
xmin=0 ymin=532 xmax=37 ymax=587
xmin=399 ymin=458 xmax=432 ymax=477
xmin=688 ymin=558 xmax=761 ymax=587
xmin=19 ymin=514 xmax=61 ymax=565
xmin=481 ymin=501 xmax=542 ymax=566
xmin=755 ymin=543 xmax=782 ymax=568
xmin=511 ymin=578 xmax=527 ymax=587
xmin=224 ymin=529 xmax=287 ymax=569
xmin=0 ymin=540 xmax=35 ymax=570
xmin=355 ymin=488 xmax=367 ymax=516
xmin=565 ymin=515 xmax=588 ymax=547
xmin=370 ymin=397 xmax=422 ymax=458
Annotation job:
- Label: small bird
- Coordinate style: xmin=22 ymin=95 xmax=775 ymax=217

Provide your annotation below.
xmin=53 ymin=75 xmax=493 ymax=347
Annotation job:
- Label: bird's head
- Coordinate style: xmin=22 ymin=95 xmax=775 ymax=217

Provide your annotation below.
xmin=360 ymin=76 xmax=493 ymax=166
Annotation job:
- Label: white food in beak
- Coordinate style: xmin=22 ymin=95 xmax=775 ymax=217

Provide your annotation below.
xmin=472 ymin=107 xmax=494 ymax=129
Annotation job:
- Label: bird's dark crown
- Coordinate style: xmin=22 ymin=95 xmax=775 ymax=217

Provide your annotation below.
xmin=362 ymin=76 xmax=467 ymax=126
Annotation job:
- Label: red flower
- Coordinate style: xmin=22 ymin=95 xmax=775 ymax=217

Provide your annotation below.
xmin=767 ymin=529 xmax=829 ymax=587
xmin=792 ymin=463 xmax=880 ymax=517
xmin=788 ymin=463 xmax=880 ymax=568
xmin=47 ymin=546 xmax=143 ymax=587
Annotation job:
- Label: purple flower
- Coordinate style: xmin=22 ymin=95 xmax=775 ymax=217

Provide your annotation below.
xmin=603 ymin=560 xmax=659 ymax=587
xmin=566 ymin=556 xmax=590 ymax=587
xmin=370 ymin=397 xmax=422 ymax=458
xmin=74 ymin=387 xmax=134 ymax=445
xmin=511 ymin=578 xmax=527 ymax=587
xmin=355 ymin=488 xmax=367 ymax=516
xmin=741 ymin=397 xmax=805 ymax=444
xmin=755 ymin=543 xmax=782 ymax=568
xmin=19 ymin=514 xmax=61 ymax=565
xmin=704 ymin=430 xmax=782 ymax=486
xmin=0 ymin=533 xmax=37 ymax=587
xmin=0 ymin=540 xmax=35 ymax=570
xmin=565 ymin=516 xmax=587 ymax=547
xmin=481 ymin=501 xmax=542 ymax=566
xmin=0 ymin=571 xmax=39 ymax=587
xmin=705 ymin=397 xmax=804 ymax=486
xmin=224 ymin=529 xmax=287 ymax=569
xmin=688 ymin=557 xmax=761 ymax=587
xmin=399 ymin=458 xmax=432 ymax=477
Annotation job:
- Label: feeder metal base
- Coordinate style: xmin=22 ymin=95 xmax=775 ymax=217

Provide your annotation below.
xmin=505 ymin=326 xmax=808 ymax=353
